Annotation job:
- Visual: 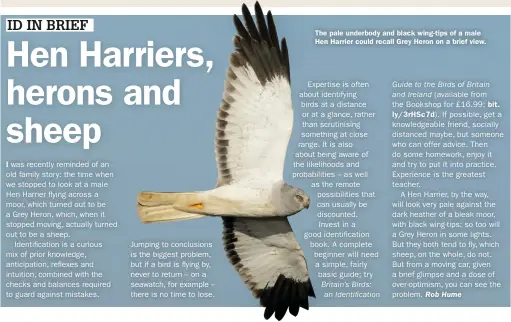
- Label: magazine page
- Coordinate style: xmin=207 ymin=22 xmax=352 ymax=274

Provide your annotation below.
xmin=0 ymin=0 xmax=510 ymax=321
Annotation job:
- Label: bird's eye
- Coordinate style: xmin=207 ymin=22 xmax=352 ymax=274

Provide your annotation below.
xmin=295 ymin=195 xmax=304 ymax=202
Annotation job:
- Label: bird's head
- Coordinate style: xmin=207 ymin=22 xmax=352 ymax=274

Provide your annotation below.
xmin=273 ymin=182 xmax=311 ymax=213
xmin=293 ymin=188 xmax=310 ymax=210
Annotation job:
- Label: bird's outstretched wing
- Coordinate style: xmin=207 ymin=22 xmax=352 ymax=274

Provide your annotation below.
xmin=222 ymin=217 xmax=315 ymax=320
xmin=215 ymin=2 xmax=293 ymax=188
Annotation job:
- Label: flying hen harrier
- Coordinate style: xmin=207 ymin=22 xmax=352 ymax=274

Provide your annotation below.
xmin=137 ymin=2 xmax=315 ymax=320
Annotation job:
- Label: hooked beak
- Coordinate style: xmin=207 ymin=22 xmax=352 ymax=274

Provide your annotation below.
xmin=305 ymin=199 xmax=310 ymax=209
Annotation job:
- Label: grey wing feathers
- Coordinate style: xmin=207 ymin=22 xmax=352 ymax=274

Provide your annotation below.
xmin=222 ymin=217 xmax=315 ymax=321
xmin=215 ymin=1 xmax=294 ymax=188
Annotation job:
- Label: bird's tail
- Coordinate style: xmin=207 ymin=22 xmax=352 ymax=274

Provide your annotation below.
xmin=137 ymin=191 xmax=207 ymax=223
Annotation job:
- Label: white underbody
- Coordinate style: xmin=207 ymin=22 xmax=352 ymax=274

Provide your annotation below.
xmin=200 ymin=183 xmax=282 ymax=217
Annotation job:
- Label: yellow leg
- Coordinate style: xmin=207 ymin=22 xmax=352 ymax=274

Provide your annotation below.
xmin=190 ymin=203 xmax=204 ymax=209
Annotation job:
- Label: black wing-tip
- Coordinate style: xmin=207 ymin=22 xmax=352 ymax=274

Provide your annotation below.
xmin=232 ymin=2 xmax=291 ymax=84
xmin=260 ymin=275 xmax=316 ymax=320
